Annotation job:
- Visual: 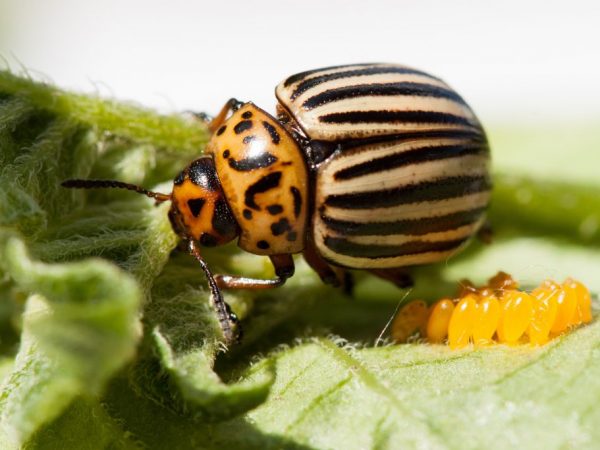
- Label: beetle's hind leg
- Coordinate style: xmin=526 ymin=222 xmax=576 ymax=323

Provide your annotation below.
xmin=477 ymin=219 xmax=493 ymax=244
xmin=215 ymin=254 xmax=295 ymax=290
xmin=369 ymin=268 xmax=414 ymax=289
xmin=303 ymin=238 xmax=354 ymax=295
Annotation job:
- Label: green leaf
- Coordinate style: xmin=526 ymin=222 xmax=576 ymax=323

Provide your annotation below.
xmin=1 ymin=69 xmax=599 ymax=449
xmin=0 ymin=234 xmax=141 ymax=446
xmin=128 ymin=256 xmax=276 ymax=423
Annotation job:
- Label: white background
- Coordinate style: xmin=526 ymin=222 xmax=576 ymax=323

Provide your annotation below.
xmin=1 ymin=0 xmax=599 ymax=124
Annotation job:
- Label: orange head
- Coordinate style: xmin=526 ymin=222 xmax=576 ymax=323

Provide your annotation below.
xmin=168 ymin=156 xmax=239 ymax=246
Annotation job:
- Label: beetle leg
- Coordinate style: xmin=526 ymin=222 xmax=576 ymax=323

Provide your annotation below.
xmin=214 ymin=254 xmax=295 ymax=290
xmin=477 ymin=220 xmax=493 ymax=244
xmin=187 ymin=111 xmax=212 ymax=122
xmin=187 ymin=240 xmax=240 ymax=344
xmin=342 ymin=272 xmax=355 ymax=296
xmin=185 ymin=98 xmax=244 ymax=132
xmin=206 ymin=98 xmax=244 ymax=133
xmin=369 ymin=268 xmax=414 ymax=289
xmin=302 ymin=237 xmax=351 ymax=291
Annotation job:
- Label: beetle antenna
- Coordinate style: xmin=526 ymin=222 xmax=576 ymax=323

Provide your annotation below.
xmin=61 ymin=179 xmax=171 ymax=203
xmin=187 ymin=239 xmax=240 ymax=345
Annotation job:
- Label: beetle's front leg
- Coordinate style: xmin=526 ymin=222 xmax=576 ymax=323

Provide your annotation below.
xmin=205 ymin=98 xmax=244 ymax=133
xmin=215 ymin=254 xmax=295 ymax=290
xmin=187 ymin=240 xmax=240 ymax=344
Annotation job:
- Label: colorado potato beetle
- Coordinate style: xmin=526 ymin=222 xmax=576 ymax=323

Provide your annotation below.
xmin=62 ymin=63 xmax=491 ymax=344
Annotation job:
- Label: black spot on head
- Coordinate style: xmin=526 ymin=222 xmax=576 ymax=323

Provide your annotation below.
xmin=257 ymin=240 xmax=270 ymax=250
xmin=243 ymin=135 xmax=256 ymax=144
xmin=234 ymin=120 xmax=253 ymax=134
xmin=262 ymin=121 xmax=281 ymax=144
xmin=216 ymin=125 xmax=227 ymax=136
xmin=188 ymin=157 xmax=221 ymax=191
xmin=242 ymin=111 xmax=253 ymax=119
xmin=223 ymin=149 xmax=230 ymax=158
xmin=244 ymin=172 xmax=282 ymax=210
xmin=281 ymin=161 xmax=293 ymax=166
xmin=286 ymin=231 xmax=297 ymax=242
xmin=243 ymin=209 xmax=253 ymax=220
xmin=187 ymin=198 xmax=206 ymax=217
xmin=174 ymin=170 xmax=186 ymax=185
xmin=200 ymin=233 xmax=218 ymax=247
xmin=267 ymin=204 xmax=283 ymax=215
xmin=290 ymin=186 xmax=302 ymax=218
xmin=270 ymin=218 xmax=292 ymax=236
xmin=212 ymin=199 xmax=238 ymax=237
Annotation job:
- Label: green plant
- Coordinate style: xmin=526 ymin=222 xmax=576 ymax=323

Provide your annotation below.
xmin=0 ymin=70 xmax=598 ymax=449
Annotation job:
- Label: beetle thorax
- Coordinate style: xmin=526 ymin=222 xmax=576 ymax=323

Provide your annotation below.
xmin=205 ymin=103 xmax=309 ymax=256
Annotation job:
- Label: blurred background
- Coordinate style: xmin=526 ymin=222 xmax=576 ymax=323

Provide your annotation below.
xmin=1 ymin=0 xmax=599 ymax=124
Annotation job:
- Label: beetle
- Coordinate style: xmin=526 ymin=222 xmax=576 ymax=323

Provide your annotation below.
xmin=62 ymin=63 xmax=491 ymax=345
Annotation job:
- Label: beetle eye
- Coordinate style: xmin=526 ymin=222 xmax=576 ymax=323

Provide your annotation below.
xmin=200 ymin=233 xmax=218 ymax=247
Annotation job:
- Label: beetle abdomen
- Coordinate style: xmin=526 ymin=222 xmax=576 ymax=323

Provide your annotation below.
xmin=276 ymin=63 xmax=483 ymax=141
xmin=277 ymin=63 xmax=490 ymax=270
xmin=313 ymin=136 xmax=491 ymax=269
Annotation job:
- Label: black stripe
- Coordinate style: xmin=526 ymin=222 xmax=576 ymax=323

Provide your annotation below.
xmin=234 ymin=120 xmax=253 ymax=134
xmin=282 ymin=63 xmax=376 ymax=87
xmin=228 ymin=153 xmax=278 ymax=171
xmin=321 ymin=206 xmax=487 ymax=236
xmin=290 ymin=186 xmax=302 ymax=218
xmin=325 ymin=176 xmax=491 ymax=209
xmin=244 ymin=172 xmax=282 ymax=210
xmin=324 ymin=236 xmax=468 ymax=259
xmin=334 ymin=143 xmax=487 ymax=180
xmin=262 ymin=121 xmax=281 ymax=144
xmin=319 ymin=110 xmax=475 ymax=127
xmin=334 ymin=130 xmax=487 ymax=149
xmin=290 ymin=66 xmax=441 ymax=100
xmin=302 ymin=82 xmax=467 ymax=110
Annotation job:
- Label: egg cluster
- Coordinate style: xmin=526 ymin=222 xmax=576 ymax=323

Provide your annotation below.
xmin=391 ymin=272 xmax=592 ymax=348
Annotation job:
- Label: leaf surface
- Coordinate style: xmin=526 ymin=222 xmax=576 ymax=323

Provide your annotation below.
xmin=0 ymin=70 xmax=598 ymax=449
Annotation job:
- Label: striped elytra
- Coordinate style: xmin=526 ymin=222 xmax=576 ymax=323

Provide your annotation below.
xmin=62 ymin=63 xmax=491 ymax=346
xmin=276 ymin=63 xmax=490 ymax=269
xmin=276 ymin=63 xmax=484 ymax=141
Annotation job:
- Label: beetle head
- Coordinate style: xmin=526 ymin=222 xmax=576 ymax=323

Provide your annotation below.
xmin=169 ymin=156 xmax=239 ymax=246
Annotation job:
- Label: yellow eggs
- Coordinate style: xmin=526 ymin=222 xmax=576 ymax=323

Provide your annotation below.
xmin=391 ymin=272 xmax=593 ymax=348
xmin=448 ymin=294 xmax=478 ymax=349
xmin=391 ymin=300 xmax=429 ymax=343
xmin=472 ymin=294 xmax=501 ymax=346
xmin=496 ymin=290 xmax=533 ymax=344
xmin=426 ymin=299 xmax=455 ymax=344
